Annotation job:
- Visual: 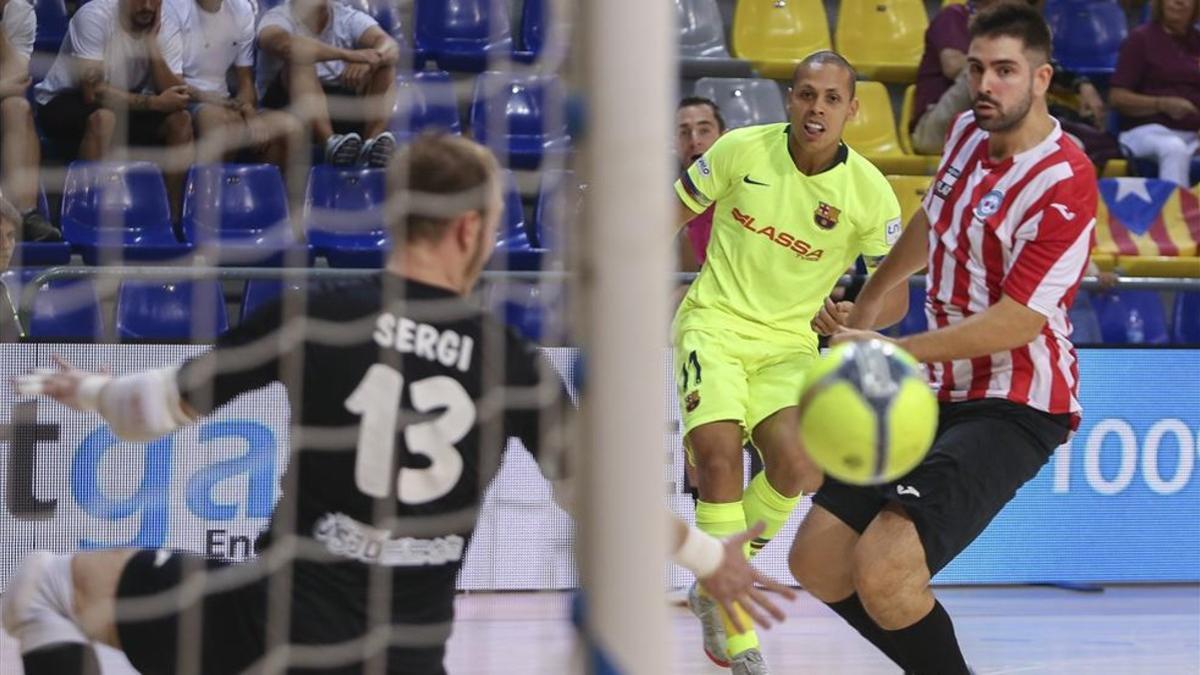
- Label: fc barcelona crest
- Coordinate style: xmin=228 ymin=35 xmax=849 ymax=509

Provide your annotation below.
xmin=814 ymin=202 xmax=841 ymax=230
xmin=685 ymin=391 xmax=701 ymax=412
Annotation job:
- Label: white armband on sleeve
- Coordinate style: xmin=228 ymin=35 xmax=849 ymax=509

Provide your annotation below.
xmin=673 ymin=526 xmax=724 ymax=580
xmin=77 ymin=367 xmax=195 ymax=442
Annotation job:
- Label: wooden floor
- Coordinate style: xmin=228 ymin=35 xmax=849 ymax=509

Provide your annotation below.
xmin=2 ymin=585 xmax=1197 ymax=673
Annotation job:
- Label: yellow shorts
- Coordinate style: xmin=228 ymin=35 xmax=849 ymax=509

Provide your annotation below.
xmin=674 ymin=328 xmax=815 ymax=457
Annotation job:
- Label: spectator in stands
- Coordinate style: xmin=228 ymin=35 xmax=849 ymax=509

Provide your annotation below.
xmin=33 ymin=0 xmax=194 ymax=220
xmin=0 ymin=195 xmax=20 ymax=341
xmin=910 ymin=0 xmax=1108 ymax=157
xmin=0 ymin=0 xmax=59 ymax=242
xmin=257 ymin=0 xmax=400 ymax=167
xmin=675 ymin=96 xmax=725 ymax=273
xmin=1110 ymin=0 xmax=1200 ymax=187
xmin=169 ymin=0 xmax=298 ymax=164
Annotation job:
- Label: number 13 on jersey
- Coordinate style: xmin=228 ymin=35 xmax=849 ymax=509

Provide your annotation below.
xmin=345 ymin=364 xmax=476 ymax=504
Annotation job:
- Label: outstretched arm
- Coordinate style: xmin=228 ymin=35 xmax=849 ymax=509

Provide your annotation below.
xmin=15 ymin=355 xmax=198 ymax=442
xmin=672 ymin=519 xmax=796 ymax=631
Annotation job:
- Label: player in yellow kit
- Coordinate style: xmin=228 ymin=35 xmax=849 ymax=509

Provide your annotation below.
xmin=673 ymin=51 xmax=909 ymax=674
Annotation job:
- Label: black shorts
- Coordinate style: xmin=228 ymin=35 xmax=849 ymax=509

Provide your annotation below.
xmin=115 ymin=550 xmax=447 ymax=674
xmin=36 ymin=91 xmax=174 ymax=152
xmin=812 ymin=398 xmax=1071 ymax=575
xmin=260 ymin=75 xmax=361 ymax=135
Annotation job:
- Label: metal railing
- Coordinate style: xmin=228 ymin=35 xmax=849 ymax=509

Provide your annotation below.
xmin=15 ymin=265 xmax=1200 ymax=335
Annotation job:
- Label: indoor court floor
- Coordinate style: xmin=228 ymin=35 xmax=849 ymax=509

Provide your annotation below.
xmin=2 ymin=585 xmax=1197 ymax=673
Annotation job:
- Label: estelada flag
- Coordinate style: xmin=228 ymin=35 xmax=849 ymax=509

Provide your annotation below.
xmin=1093 ymin=178 xmax=1200 ymax=257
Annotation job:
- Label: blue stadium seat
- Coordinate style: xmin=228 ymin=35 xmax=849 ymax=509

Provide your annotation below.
xmin=240 ymin=279 xmax=307 ymax=323
xmin=1068 ymin=291 xmax=1103 ymax=345
xmin=33 ymin=0 xmax=69 ymax=53
xmin=1044 ymin=0 xmax=1126 ymax=75
xmin=1172 ymin=292 xmax=1200 ymax=344
xmin=1091 ymin=290 xmax=1170 ymax=345
xmin=693 ymin=77 xmax=786 ymax=129
xmin=60 ymin=161 xmax=190 ymax=265
xmin=890 ymin=284 xmax=929 ymax=337
xmin=1 ymin=269 xmax=103 ymax=341
xmin=388 ymin=70 xmax=462 ymax=141
xmin=414 ymin=0 xmax=513 ymax=72
xmin=255 ymin=0 xmax=285 ymax=14
xmin=469 ymin=71 xmax=570 ymax=169
xmin=182 ymin=163 xmax=307 ymax=266
xmin=116 ymin=280 xmax=229 ymax=342
xmin=489 ymin=282 xmax=558 ymax=343
xmin=303 ymin=166 xmax=387 ymax=268
xmin=517 ymin=0 xmax=547 ymax=61
xmin=533 ymin=169 xmax=583 ymax=251
xmin=341 ymin=0 xmax=408 ymax=48
xmin=492 ymin=170 xmax=543 ymax=271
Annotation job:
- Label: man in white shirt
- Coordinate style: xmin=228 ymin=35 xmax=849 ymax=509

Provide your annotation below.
xmin=33 ymin=0 xmax=194 ymax=219
xmin=257 ymin=0 xmax=399 ymax=167
xmin=168 ymin=0 xmax=298 ymax=163
xmin=0 ymin=0 xmax=58 ymax=242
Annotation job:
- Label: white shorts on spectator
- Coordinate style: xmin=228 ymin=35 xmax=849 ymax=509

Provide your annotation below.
xmin=1118 ymin=123 xmax=1200 ymax=188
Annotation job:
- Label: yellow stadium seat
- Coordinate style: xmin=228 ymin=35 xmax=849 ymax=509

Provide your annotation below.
xmin=845 ymin=82 xmax=902 ymax=155
xmin=731 ymin=0 xmax=831 ymax=80
xmin=1101 ymin=159 xmax=1129 ymax=178
xmin=844 ymin=82 xmax=939 ymax=174
xmin=1090 ymin=253 xmax=1117 ymax=272
xmin=943 ymin=0 xmax=965 ymax=5
xmin=835 ymin=0 xmax=928 ymax=83
xmin=886 ymin=175 xmax=932 ymax=225
xmin=1116 ymin=256 xmax=1200 ymax=278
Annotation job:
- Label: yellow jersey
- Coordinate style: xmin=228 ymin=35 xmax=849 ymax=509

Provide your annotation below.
xmin=674 ymin=122 xmax=901 ymax=352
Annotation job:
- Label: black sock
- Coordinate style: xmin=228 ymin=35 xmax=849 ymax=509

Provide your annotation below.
xmin=826 ymin=594 xmax=909 ymax=669
xmin=885 ymin=600 xmax=969 ymax=675
xmin=22 ymin=642 xmax=100 ymax=675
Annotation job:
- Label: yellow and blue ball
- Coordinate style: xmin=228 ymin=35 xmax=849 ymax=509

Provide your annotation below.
xmin=798 ymin=339 xmax=938 ymax=486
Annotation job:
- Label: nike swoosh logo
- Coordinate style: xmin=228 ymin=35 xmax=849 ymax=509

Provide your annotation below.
xmin=743 ymin=176 xmax=769 ymax=186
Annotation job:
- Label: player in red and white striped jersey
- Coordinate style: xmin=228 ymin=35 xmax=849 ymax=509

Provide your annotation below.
xmin=788 ymin=5 xmax=1098 ymax=673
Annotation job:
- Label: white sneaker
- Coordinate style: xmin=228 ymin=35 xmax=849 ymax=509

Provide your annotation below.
xmin=324 ymin=133 xmax=363 ymax=166
xmin=358 ymin=131 xmax=397 ymax=168
xmin=731 ymin=648 xmax=769 ymax=675
xmin=687 ymin=582 xmax=730 ymax=667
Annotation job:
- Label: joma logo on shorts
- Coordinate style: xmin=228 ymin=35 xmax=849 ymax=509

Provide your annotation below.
xmin=731 ymin=207 xmax=824 ymax=261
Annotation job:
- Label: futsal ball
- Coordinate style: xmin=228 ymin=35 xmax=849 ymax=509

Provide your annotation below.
xmin=798 ymin=340 xmax=937 ymax=486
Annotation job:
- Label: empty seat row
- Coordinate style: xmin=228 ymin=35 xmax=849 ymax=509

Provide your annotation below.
xmin=1 ymin=271 xmax=226 ymax=342
xmin=730 ymin=0 xmax=925 ymax=83
xmin=414 ymin=0 xmax=553 ymax=70
xmin=387 ymin=69 xmax=571 ymax=170
xmin=884 ymin=288 xmax=1200 ymax=345
xmin=39 ymin=161 xmax=584 ymax=269
xmin=726 ymin=0 xmax=1125 ymax=82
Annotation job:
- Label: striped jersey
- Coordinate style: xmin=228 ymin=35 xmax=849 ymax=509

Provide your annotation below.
xmin=921 ymin=112 xmax=1097 ymax=426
